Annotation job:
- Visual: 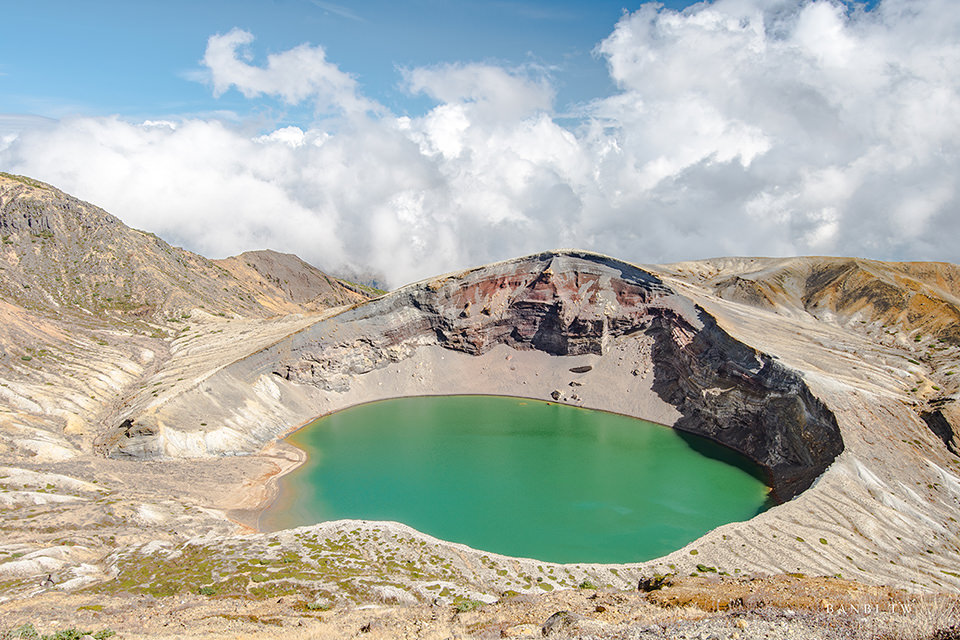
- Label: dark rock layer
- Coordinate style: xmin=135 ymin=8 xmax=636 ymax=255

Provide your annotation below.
xmin=921 ymin=407 xmax=959 ymax=456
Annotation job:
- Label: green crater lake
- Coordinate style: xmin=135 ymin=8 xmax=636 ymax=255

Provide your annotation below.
xmin=263 ymin=395 xmax=771 ymax=564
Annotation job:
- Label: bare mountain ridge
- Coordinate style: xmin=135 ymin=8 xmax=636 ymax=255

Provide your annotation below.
xmin=663 ymin=256 xmax=960 ymax=344
xmin=215 ymin=249 xmax=376 ymax=312
xmin=0 ymin=172 xmax=369 ymax=320
xmin=5 ymin=169 xmax=959 ymax=341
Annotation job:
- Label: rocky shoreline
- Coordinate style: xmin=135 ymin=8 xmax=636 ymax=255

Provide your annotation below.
xmin=225 ymin=439 xmax=307 ymax=533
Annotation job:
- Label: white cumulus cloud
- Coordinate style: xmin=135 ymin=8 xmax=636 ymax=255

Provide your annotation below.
xmin=404 ymin=63 xmax=555 ymax=123
xmin=2 ymin=0 xmax=960 ymax=287
xmin=202 ymin=28 xmax=380 ymax=116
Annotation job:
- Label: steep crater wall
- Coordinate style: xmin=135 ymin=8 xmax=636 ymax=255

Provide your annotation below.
xmin=646 ymin=310 xmax=842 ymax=500
xmin=267 ymin=251 xmax=842 ymax=500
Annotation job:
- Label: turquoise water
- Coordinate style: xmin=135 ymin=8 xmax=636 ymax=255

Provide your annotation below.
xmin=262 ymin=395 xmax=770 ymax=564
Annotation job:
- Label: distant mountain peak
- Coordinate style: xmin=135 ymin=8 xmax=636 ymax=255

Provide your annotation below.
xmin=0 ymin=173 xmax=372 ymax=320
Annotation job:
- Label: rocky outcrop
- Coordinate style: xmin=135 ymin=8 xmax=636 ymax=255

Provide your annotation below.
xmin=921 ymin=402 xmax=960 ymax=456
xmin=264 ymin=251 xmax=841 ymax=500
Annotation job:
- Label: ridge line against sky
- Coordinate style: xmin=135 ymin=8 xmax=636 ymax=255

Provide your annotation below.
xmin=1 ymin=0 xmax=954 ymax=289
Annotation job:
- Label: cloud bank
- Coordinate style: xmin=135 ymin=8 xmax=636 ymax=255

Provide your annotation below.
xmin=2 ymin=0 xmax=960 ymax=287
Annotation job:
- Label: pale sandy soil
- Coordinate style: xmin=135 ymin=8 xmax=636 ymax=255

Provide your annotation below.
xmin=226 ymin=440 xmax=307 ymax=532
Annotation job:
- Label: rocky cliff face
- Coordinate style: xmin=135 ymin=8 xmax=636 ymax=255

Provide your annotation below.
xmin=265 ymin=251 xmax=842 ymax=500
xmin=646 ymin=312 xmax=842 ymax=500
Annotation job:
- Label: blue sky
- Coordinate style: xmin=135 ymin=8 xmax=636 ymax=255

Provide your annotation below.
xmin=0 ymin=0 xmax=950 ymax=288
xmin=2 ymin=0 xmax=705 ymax=123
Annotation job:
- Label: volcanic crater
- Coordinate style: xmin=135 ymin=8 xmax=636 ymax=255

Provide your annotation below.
xmin=3 ymin=174 xmax=960 ymax=639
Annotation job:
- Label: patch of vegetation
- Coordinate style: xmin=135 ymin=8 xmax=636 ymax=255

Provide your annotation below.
xmin=0 ymin=172 xmax=48 ymax=190
xmin=0 ymin=624 xmax=116 ymax=640
xmin=577 ymin=580 xmax=597 ymax=590
xmin=214 ymin=614 xmax=282 ymax=627
xmin=341 ymin=278 xmax=387 ymax=297
xmin=453 ymin=599 xmax=484 ymax=613
xmin=91 ymin=530 xmax=461 ymax=607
